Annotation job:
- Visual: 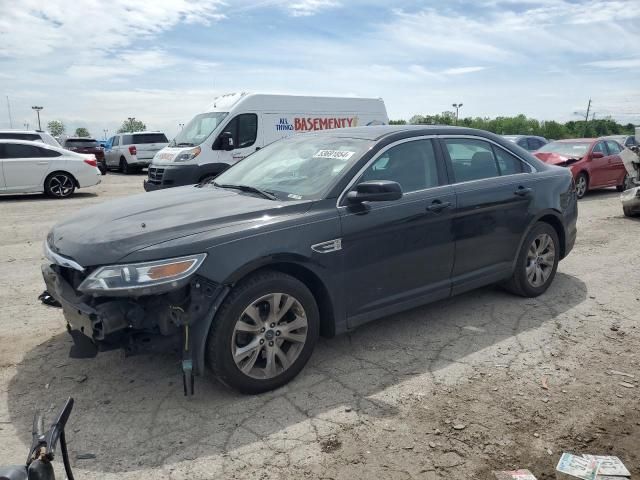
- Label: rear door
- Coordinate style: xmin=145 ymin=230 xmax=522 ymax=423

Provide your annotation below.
xmin=0 ymin=144 xmax=6 ymax=190
xmin=440 ymin=136 xmax=536 ymax=294
xmin=2 ymin=143 xmax=55 ymax=191
xmin=339 ymin=137 xmax=456 ymax=325
xmin=105 ymin=136 xmax=117 ymax=167
xmin=132 ymin=133 xmax=169 ymax=161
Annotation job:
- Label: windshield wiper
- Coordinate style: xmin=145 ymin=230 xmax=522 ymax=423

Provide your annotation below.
xmin=213 ymin=183 xmax=278 ymax=200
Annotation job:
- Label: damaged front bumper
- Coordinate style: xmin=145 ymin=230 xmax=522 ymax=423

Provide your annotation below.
xmin=41 ymin=263 xmax=229 ymax=392
xmin=621 ymin=186 xmax=640 ymax=215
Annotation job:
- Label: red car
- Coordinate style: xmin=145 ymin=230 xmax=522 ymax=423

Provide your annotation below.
xmin=62 ymin=138 xmax=106 ymax=175
xmin=534 ymin=138 xmax=627 ymax=199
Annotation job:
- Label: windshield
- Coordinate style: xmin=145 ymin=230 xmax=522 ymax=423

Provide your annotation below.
xmin=170 ymin=112 xmax=228 ymax=147
xmin=65 ymin=139 xmax=99 ymax=148
xmin=537 ymin=141 xmax=590 ymax=157
xmin=213 ymin=135 xmax=374 ymax=201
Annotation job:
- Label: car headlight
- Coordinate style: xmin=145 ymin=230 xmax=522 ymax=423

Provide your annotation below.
xmin=174 ymin=146 xmax=201 ymax=163
xmin=78 ymin=253 xmax=206 ymax=295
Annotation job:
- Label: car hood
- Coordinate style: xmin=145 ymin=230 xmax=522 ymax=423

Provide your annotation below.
xmin=534 ymin=152 xmax=583 ymax=165
xmin=48 ymin=185 xmax=310 ymax=267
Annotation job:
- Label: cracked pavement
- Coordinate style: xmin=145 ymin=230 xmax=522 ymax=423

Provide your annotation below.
xmin=1 ymin=174 xmax=638 ymax=479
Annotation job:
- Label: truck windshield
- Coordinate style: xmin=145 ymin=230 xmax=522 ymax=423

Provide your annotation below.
xmin=170 ymin=112 xmax=228 ymax=147
xmin=213 ymin=135 xmax=373 ymax=201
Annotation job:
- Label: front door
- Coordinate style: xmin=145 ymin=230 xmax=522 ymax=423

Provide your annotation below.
xmin=604 ymin=140 xmax=626 ymax=185
xmin=439 ymin=137 xmax=536 ymax=294
xmin=214 ymin=113 xmax=260 ymax=166
xmin=588 ymin=141 xmax=611 ymax=187
xmin=339 ymin=138 xmax=456 ymax=326
xmin=2 ymin=143 xmax=52 ymax=191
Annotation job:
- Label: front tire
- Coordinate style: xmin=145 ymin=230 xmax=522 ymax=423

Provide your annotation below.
xmin=575 ymin=173 xmax=588 ymax=199
xmin=44 ymin=172 xmax=76 ymax=198
xmin=504 ymin=222 xmax=560 ymax=297
xmin=206 ymin=271 xmax=319 ymax=394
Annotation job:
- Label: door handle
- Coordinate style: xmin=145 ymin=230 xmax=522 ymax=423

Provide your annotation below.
xmin=426 ymin=200 xmax=452 ymax=213
xmin=514 ymin=186 xmax=532 ymax=196
xmin=37 ymin=161 xmax=48 ymax=165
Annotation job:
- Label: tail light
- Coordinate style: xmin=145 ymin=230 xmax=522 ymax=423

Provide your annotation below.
xmin=84 ymin=158 xmax=97 ymax=167
xmin=129 ymin=145 xmax=137 ymax=155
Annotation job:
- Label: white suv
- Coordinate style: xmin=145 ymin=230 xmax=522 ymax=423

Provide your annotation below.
xmin=104 ymin=132 xmax=169 ymax=174
xmin=0 ymin=129 xmax=61 ymax=147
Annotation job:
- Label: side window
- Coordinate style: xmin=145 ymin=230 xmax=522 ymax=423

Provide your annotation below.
xmin=3 ymin=144 xmax=41 ymax=158
xmin=237 ymin=113 xmax=258 ymax=148
xmin=37 ymin=147 xmax=61 ymax=157
xmin=112 ymin=136 xmax=119 ymax=146
xmin=528 ymin=138 xmax=543 ymax=151
xmin=592 ymin=142 xmax=606 ymax=154
xmin=359 ymin=139 xmax=440 ymax=193
xmin=493 ymin=146 xmax=532 ymax=175
xmin=444 ymin=138 xmax=500 ymax=182
xmin=626 ymin=136 xmax=637 ymax=147
xmin=517 ymin=138 xmax=528 ymax=149
xmin=605 ymin=141 xmax=621 ymax=154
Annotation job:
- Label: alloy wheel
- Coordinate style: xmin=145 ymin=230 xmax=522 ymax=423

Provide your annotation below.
xmin=48 ymin=174 xmax=74 ymax=197
xmin=575 ymin=175 xmax=587 ymax=198
xmin=525 ymin=233 xmax=556 ymax=288
xmin=231 ymin=293 xmax=308 ymax=379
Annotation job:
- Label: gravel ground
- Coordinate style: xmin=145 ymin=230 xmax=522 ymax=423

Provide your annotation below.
xmin=0 ymin=173 xmax=638 ymax=479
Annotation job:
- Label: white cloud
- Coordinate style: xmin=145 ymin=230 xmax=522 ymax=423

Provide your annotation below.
xmin=288 ymin=0 xmax=340 ymax=17
xmin=442 ymin=67 xmax=486 ymax=76
xmin=584 ymin=57 xmax=640 ymax=69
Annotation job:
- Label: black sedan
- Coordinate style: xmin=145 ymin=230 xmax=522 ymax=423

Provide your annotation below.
xmin=42 ymin=126 xmax=577 ymax=394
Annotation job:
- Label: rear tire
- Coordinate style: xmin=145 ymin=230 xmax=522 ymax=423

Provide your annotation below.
xmin=206 ymin=271 xmax=319 ymax=394
xmin=503 ymin=222 xmax=560 ymax=297
xmin=119 ymin=157 xmax=130 ymax=174
xmin=44 ymin=172 xmax=76 ymax=198
xmin=575 ymin=173 xmax=588 ymax=199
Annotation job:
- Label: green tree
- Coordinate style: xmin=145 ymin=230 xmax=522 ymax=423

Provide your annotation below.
xmin=75 ymin=127 xmax=90 ymax=137
xmin=47 ymin=120 xmax=65 ymax=137
xmin=388 ymin=119 xmax=407 ymax=125
xmin=117 ymin=118 xmax=147 ymax=133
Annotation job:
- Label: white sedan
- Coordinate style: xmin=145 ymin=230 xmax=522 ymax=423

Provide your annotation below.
xmin=0 ymin=139 xmax=101 ymax=198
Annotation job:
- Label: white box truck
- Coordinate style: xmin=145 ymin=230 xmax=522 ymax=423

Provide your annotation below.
xmin=144 ymin=92 xmax=389 ymax=191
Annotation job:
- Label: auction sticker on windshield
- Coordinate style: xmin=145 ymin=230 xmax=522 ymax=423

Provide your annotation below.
xmin=313 ymin=150 xmax=355 ymax=160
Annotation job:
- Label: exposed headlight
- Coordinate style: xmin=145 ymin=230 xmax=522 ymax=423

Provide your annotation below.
xmin=78 ymin=254 xmax=206 ymax=295
xmin=174 ymin=146 xmax=201 ymax=163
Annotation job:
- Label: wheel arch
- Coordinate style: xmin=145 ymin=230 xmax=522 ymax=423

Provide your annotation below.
xmin=44 ymin=170 xmax=79 ymax=190
xmin=225 ymin=258 xmax=337 ymax=338
xmin=513 ymin=210 xmax=567 ymax=269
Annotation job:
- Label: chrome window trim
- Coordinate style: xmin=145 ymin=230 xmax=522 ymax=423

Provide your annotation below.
xmin=337 ymin=134 xmax=538 ymax=207
xmin=337 ymin=135 xmax=440 ymax=207
xmin=438 ymin=134 xmax=538 ymax=174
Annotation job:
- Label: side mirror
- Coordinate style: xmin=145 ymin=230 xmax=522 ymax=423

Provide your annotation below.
xmin=218 ymin=132 xmax=234 ymax=151
xmin=347 ymin=180 xmax=403 ymax=203
xmin=591 ymin=151 xmax=604 ymax=159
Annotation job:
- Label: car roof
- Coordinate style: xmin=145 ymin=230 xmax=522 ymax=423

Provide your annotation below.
xmin=308 ymin=125 xmax=506 ymax=141
xmin=0 ymin=138 xmax=65 ymax=150
xmin=0 ymin=129 xmax=45 ymax=135
xmin=65 ymin=137 xmax=97 ymax=140
xmin=553 ymin=138 xmax=595 ymax=143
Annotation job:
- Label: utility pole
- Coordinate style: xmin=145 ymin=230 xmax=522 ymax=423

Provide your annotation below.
xmin=23 ymin=121 xmax=29 ymax=129
xmin=127 ymin=117 xmax=135 ymax=132
xmin=179 ymin=123 xmax=184 ymax=130
xmin=103 ymin=129 xmax=108 ymax=140
xmin=32 ymin=106 xmax=43 ymax=130
xmin=452 ymin=103 xmax=463 ymax=125
xmin=6 ymin=96 xmax=13 ymax=128
xmin=583 ymin=98 xmax=591 ymax=136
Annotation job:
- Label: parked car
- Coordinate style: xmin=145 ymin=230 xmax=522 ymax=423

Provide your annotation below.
xmin=0 ymin=129 xmax=60 ymax=147
xmin=41 ymin=126 xmax=576 ymax=394
xmin=144 ymin=93 xmax=389 ymax=191
xmin=503 ymin=135 xmax=548 ymax=151
xmin=61 ymin=137 xmax=106 ymax=174
xmin=104 ymin=131 xmax=169 ymax=174
xmin=601 ymin=134 xmax=638 ymax=151
xmin=533 ymin=138 xmax=627 ymax=199
xmin=0 ymin=140 xmax=101 ymax=198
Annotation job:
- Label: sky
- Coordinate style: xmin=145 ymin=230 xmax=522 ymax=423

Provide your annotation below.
xmin=0 ymin=0 xmax=639 ymax=139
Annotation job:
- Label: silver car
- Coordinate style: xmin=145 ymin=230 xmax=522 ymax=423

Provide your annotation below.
xmin=104 ymin=132 xmax=169 ymax=174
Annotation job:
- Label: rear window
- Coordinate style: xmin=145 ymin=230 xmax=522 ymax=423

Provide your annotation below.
xmin=0 ymin=133 xmax=41 ymax=142
xmin=65 ymin=139 xmax=99 ymax=148
xmin=127 ymin=133 xmax=168 ymax=144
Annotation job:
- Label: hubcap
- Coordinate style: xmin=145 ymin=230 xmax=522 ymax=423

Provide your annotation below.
xmin=576 ymin=176 xmax=587 ymax=197
xmin=49 ymin=175 xmax=74 ymax=197
xmin=231 ymin=293 xmax=308 ymax=379
xmin=526 ymin=233 xmax=556 ymax=288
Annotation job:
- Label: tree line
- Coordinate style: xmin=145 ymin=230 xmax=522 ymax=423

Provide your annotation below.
xmin=389 ymin=113 xmax=636 ymax=139
xmin=46 ymin=118 xmax=147 ymax=139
